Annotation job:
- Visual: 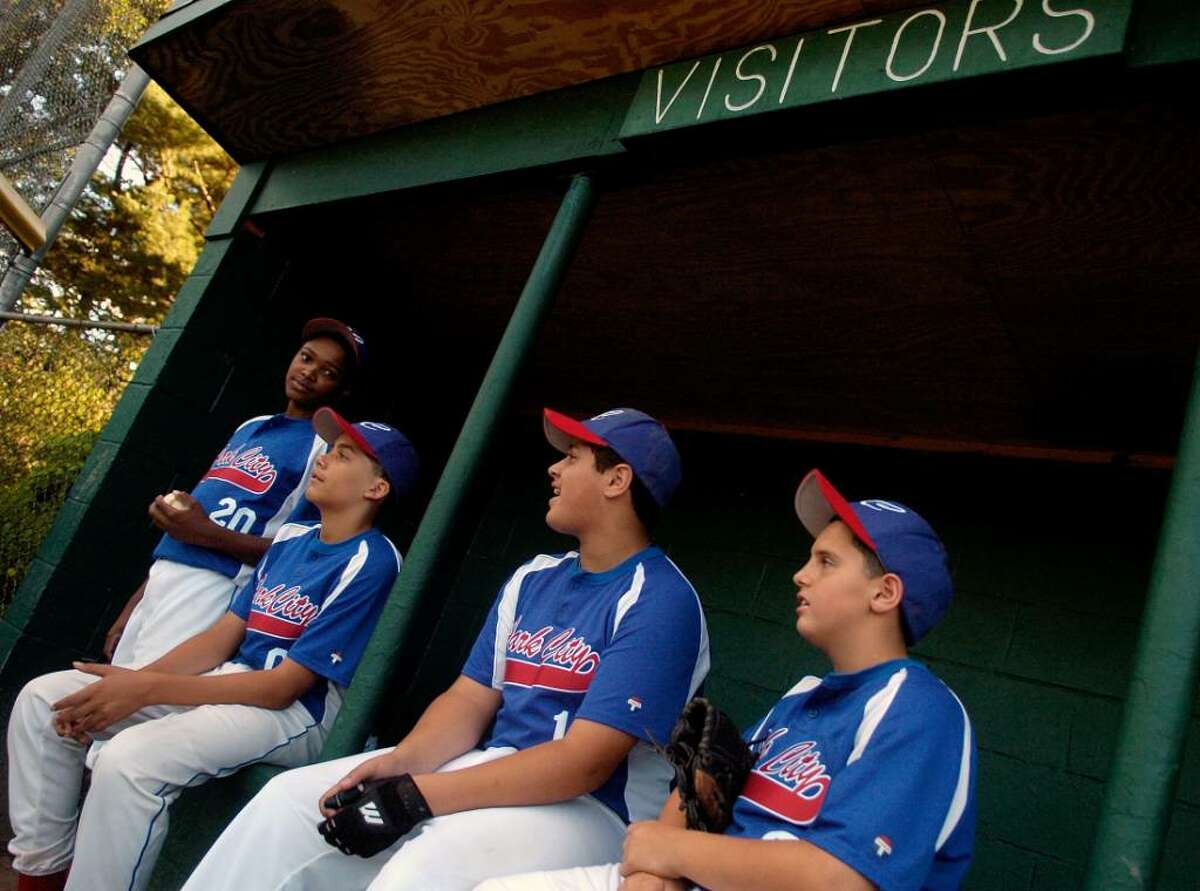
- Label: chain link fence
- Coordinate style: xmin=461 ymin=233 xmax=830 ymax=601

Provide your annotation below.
xmin=0 ymin=0 xmax=167 ymax=296
xmin=0 ymin=0 xmax=168 ymax=612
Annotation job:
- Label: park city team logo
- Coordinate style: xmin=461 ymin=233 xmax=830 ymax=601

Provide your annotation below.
xmin=204 ymin=444 xmax=278 ymax=494
xmin=738 ymin=727 xmax=832 ymax=825
xmin=247 ymin=581 xmax=319 ymax=639
xmin=503 ymin=623 xmax=601 ymax=692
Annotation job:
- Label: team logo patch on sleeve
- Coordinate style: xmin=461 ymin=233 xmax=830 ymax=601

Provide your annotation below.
xmin=627 ymin=696 xmax=643 ymax=712
xmin=874 ymin=835 xmax=893 ymax=857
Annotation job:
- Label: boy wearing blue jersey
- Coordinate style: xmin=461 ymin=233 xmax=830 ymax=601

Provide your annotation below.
xmin=7 ymin=409 xmax=417 ymax=891
xmin=487 ymin=469 xmax=977 ymax=891
xmin=103 ymin=317 xmax=367 ymax=666
xmin=181 ymin=407 xmax=711 ymax=891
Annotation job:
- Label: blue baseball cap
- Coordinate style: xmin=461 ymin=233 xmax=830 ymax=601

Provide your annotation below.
xmin=302 ymin=317 xmax=368 ymax=378
xmin=313 ymin=408 xmax=419 ymax=500
xmin=543 ymin=407 xmax=682 ymax=507
xmin=794 ymin=469 xmax=952 ymax=645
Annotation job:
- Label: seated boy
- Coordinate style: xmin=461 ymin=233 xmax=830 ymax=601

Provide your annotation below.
xmin=484 ymin=469 xmax=976 ymax=891
xmin=6 ymin=409 xmax=417 ymax=891
xmin=105 ymin=317 xmax=367 ymax=666
xmin=181 ymin=407 xmax=711 ymax=891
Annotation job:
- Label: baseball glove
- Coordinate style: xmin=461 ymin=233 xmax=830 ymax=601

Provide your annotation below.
xmin=317 ymin=774 xmax=433 ymax=858
xmin=662 ymin=697 xmax=758 ymax=833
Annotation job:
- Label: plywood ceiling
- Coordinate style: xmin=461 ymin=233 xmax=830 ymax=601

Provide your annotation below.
xmin=133 ymin=0 xmax=922 ymax=160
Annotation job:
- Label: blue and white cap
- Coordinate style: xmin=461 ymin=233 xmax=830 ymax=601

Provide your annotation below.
xmin=794 ymin=469 xmax=952 ymax=645
xmin=313 ymin=408 xmax=419 ymax=500
xmin=543 ymin=407 xmax=682 ymax=507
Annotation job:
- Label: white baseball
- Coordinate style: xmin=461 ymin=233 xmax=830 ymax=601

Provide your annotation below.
xmin=163 ymin=490 xmax=188 ymax=510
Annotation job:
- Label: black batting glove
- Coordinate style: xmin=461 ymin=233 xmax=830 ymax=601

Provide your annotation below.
xmin=317 ymin=774 xmax=433 ymax=858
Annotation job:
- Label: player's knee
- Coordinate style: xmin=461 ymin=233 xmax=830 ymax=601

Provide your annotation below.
xmin=255 ymin=765 xmax=321 ymax=815
xmin=12 ymin=671 xmax=71 ymax=728
xmin=89 ymin=730 xmax=155 ymax=788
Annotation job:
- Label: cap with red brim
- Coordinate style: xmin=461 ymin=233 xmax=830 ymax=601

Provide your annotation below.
xmin=542 ymin=407 xmax=682 ymax=507
xmin=793 ymin=468 xmax=953 ymax=645
xmin=313 ymin=407 xmax=419 ymax=500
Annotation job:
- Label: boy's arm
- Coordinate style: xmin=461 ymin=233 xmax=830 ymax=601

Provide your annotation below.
xmin=319 ymin=674 xmax=503 ymax=814
xmin=413 ymin=716 xmax=635 ymax=816
xmin=143 ymin=612 xmax=249 ymax=675
xmin=103 ymin=578 xmax=147 ymax=660
xmin=149 ymin=492 xmax=272 ymax=567
xmin=620 ymin=824 xmax=872 ymax=891
xmin=53 ymin=655 xmax=317 ymax=735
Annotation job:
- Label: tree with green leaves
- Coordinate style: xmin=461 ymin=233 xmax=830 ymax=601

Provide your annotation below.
xmin=22 ymin=81 xmax=237 ymax=322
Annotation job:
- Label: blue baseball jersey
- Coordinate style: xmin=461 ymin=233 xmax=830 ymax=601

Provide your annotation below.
xmin=153 ymin=414 xmax=326 ymax=581
xmin=729 ymin=659 xmax=976 ymax=891
xmin=229 ymin=523 xmax=400 ymax=723
xmin=462 ymin=546 xmax=710 ymax=824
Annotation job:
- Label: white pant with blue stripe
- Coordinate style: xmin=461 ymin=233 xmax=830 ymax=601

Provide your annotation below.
xmin=6 ymin=663 xmax=329 ymax=891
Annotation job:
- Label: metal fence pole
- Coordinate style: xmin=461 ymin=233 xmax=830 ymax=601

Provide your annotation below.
xmin=0 ymin=65 xmax=152 ymax=318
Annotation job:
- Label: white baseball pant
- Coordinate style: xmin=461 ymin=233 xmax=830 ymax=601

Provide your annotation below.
xmin=111 ymin=558 xmax=241 ymax=668
xmin=474 ymin=865 xmax=704 ymax=891
xmin=183 ymin=747 xmax=629 ymax=891
xmin=6 ymin=663 xmax=330 ymax=891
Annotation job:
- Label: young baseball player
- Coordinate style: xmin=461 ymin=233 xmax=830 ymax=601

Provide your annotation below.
xmin=483 ymin=469 xmax=977 ymax=891
xmin=6 ymin=409 xmax=417 ymax=891
xmin=103 ymin=317 xmax=367 ymax=667
xmin=180 ymin=407 xmax=711 ymax=891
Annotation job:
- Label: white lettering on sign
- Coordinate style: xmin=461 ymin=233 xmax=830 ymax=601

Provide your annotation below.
xmin=697 ymin=56 xmax=724 ymax=119
xmin=778 ymin=37 xmax=805 ymax=104
xmin=655 ymin=59 xmax=702 ymax=124
xmin=1032 ymin=0 xmax=1095 ymax=55
xmin=886 ymin=10 xmax=949 ymax=82
xmin=725 ymin=45 xmax=778 ymax=112
xmin=624 ymin=0 xmax=1120 ymax=138
xmin=953 ymin=0 xmax=1024 ymax=71
xmin=828 ymin=19 xmax=884 ymax=93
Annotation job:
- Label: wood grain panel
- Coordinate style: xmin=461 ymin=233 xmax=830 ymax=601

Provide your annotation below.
xmin=134 ymin=0 xmax=919 ymax=160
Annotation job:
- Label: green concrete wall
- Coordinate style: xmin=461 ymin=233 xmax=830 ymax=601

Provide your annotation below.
xmin=392 ymin=427 xmax=1198 ymax=890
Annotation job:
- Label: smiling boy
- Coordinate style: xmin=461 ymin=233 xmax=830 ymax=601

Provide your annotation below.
xmin=485 ymin=468 xmax=976 ymax=891
xmin=6 ymin=409 xmax=416 ymax=891
xmin=104 ymin=317 xmax=367 ymax=666
xmin=181 ymin=407 xmax=711 ymax=891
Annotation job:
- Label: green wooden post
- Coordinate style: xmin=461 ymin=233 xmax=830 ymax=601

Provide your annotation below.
xmin=319 ymin=173 xmax=596 ymax=758
xmin=1083 ymin=349 xmax=1200 ymax=890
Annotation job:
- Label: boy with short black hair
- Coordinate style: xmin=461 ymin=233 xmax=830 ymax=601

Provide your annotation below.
xmin=7 ymin=409 xmax=417 ymax=891
xmin=486 ymin=468 xmax=977 ymax=891
xmin=182 ymin=407 xmax=711 ymax=891
xmin=105 ymin=317 xmax=367 ymax=665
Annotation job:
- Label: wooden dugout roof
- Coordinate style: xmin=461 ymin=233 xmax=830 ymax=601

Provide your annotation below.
xmin=133 ymin=0 xmax=933 ymax=162
xmin=132 ymin=0 xmax=1200 ymax=466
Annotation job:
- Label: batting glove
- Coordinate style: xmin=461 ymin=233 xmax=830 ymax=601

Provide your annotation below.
xmin=317 ymin=774 xmax=433 ymax=858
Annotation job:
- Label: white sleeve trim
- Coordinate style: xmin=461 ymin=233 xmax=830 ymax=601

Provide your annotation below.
xmin=490 ymin=552 xmax=576 ymax=689
xmin=274 ymin=522 xmax=319 ymax=544
xmin=260 ymin=433 xmax=326 ymax=544
xmin=232 ymin=414 xmax=272 ymax=434
xmin=784 ymin=676 xmax=823 ymax=698
xmin=846 ymin=667 xmax=908 ymax=766
xmin=662 ymin=555 xmax=711 ymax=698
xmin=935 ymin=690 xmax=974 ymax=852
xmin=611 ymin=563 xmax=646 ymax=634
xmin=318 ymin=539 xmax=370 ymax=614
